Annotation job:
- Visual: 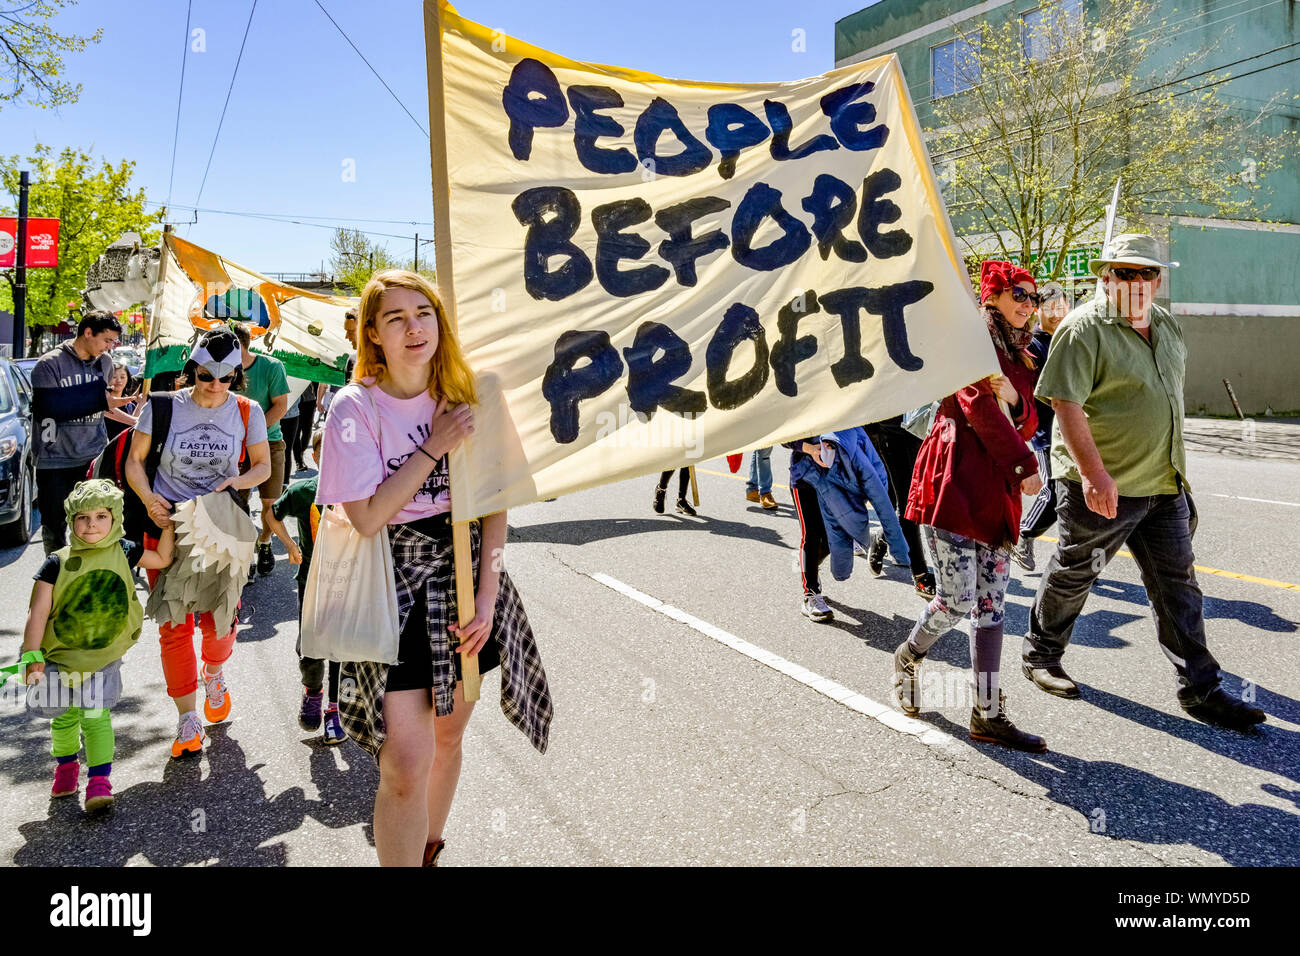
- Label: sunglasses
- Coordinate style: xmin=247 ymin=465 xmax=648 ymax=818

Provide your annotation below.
xmin=1009 ymin=287 xmax=1045 ymax=307
xmin=1111 ymin=266 xmax=1161 ymax=281
xmin=196 ymin=370 xmax=236 ymax=384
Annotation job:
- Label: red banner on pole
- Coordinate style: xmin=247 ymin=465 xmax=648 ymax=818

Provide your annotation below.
xmin=0 ymin=217 xmax=60 ymax=267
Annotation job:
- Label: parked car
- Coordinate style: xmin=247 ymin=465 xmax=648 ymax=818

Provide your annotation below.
xmin=0 ymin=356 xmax=35 ymax=546
xmin=14 ymin=356 xmax=38 ymax=380
xmin=112 ymin=346 xmax=143 ymax=377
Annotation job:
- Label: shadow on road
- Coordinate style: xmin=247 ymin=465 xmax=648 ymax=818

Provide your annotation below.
xmin=229 ymin=572 xmax=301 ymax=644
xmin=924 ymin=695 xmax=1300 ymax=865
xmin=1089 ymin=577 xmax=1297 ymax=633
xmin=11 ymin=725 xmax=376 ymax=866
xmin=819 ymin=593 xmax=1140 ymax=665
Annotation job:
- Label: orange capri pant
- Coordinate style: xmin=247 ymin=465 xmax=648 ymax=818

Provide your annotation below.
xmin=145 ymin=534 xmax=238 ymax=698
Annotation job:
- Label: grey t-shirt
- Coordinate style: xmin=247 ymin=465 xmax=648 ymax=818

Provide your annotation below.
xmin=31 ymin=343 xmax=113 ymax=469
xmin=136 ymin=391 xmax=268 ymax=503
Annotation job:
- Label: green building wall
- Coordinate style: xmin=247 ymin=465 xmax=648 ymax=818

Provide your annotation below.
xmin=836 ymin=0 xmax=1300 ymax=414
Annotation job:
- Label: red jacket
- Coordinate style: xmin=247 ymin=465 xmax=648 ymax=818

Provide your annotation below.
xmin=905 ymin=345 xmax=1039 ymax=549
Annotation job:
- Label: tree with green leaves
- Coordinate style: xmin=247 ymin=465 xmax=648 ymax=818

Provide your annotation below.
xmin=328 ymin=227 xmax=397 ymax=295
xmin=328 ymin=227 xmax=436 ymax=295
xmin=927 ymin=0 xmax=1295 ymax=284
xmin=0 ymin=0 xmax=102 ymax=111
xmin=0 ymin=144 xmax=164 ymax=354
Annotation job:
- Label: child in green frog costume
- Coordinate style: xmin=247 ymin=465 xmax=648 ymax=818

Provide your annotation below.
xmin=18 ymin=479 xmax=174 ymax=811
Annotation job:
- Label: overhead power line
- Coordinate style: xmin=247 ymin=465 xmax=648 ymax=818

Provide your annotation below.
xmin=165 ymin=0 xmax=193 ymax=215
xmin=312 ymin=0 xmax=429 ymax=137
xmin=145 ymin=200 xmax=433 ymax=227
xmin=139 ymin=200 xmax=432 ymax=242
xmin=192 ymin=0 xmax=259 ymax=213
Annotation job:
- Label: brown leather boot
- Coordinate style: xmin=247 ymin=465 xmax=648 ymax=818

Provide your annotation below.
xmin=422 ymin=839 xmax=445 ymax=867
xmin=892 ymin=641 xmax=925 ymax=716
xmin=970 ymin=691 xmax=1047 ymax=753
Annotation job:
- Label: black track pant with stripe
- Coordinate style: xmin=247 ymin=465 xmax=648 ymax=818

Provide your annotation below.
xmin=792 ymin=479 xmax=830 ymax=596
xmin=1020 ymin=448 xmax=1059 ymax=539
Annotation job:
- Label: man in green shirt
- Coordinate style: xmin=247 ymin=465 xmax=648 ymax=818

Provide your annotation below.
xmin=232 ymin=323 xmax=289 ymax=577
xmin=1022 ymin=234 xmax=1264 ymax=732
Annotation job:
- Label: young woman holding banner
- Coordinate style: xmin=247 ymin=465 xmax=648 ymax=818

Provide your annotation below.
xmin=316 ymin=269 xmax=552 ymax=867
xmin=892 ymin=260 xmax=1046 ymax=752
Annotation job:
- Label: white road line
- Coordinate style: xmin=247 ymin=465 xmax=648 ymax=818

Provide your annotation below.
xmin=1209 ymin=493 xmax=1300 ymax=507
xmin=586 ymin=570 xmax=962 ymax=755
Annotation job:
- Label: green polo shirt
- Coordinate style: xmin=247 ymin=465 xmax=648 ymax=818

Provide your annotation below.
xmin=1035 ymin=296 xmax=1187 ymax=497
xmin=241 ymin=354 xmax=289 ymax=442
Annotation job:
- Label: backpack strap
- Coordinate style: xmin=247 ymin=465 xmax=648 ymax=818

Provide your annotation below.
xmin=235 ymin=394 xmax=252 ymax=464
xmin=112 ymin=427 xmax=129 ymax=481
xmin=144 ymin=392 xmax=174 ymax=483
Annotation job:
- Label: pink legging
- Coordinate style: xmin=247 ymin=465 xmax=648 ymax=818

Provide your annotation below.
xmin=145 ymin=534 xmax=237 ymax=698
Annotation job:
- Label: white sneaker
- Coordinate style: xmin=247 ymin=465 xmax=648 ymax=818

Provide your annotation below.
xmin=852 ymin=540 xmax=869 ymax=557
xmin=172 ymin=711 xmax=207 ymax=759
xmin=801 ymin=593 xmax=833 ymax=622
xmin=203 ymin=668 xmax=231 ymax=722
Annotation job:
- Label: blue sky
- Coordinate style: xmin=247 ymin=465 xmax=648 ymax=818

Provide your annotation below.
xmin=0 ymin=0 xmax=874 ymax=273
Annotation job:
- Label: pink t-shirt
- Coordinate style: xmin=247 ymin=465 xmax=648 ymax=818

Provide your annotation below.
xmin=315 ymin=381 xmax=450 ymax=524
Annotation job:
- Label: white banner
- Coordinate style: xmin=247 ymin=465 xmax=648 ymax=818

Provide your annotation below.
xmin=145 ymin=233 xmax=357 ymax=385
xmin=426 ymin=1 xmax=997 ymax=520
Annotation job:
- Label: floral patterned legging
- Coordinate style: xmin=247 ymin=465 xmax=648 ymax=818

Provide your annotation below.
xmin=910 ymin=525 xmax=1010 ymax=651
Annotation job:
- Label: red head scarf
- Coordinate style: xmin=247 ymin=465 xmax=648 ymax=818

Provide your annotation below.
xmin=979 ymin=260 xmax=1036 ymax=303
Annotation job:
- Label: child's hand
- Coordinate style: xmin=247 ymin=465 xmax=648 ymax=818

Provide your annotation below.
xmin=147 ymin=494 xmax=174 ymax=529
xmin=24 ymin=661 xmax=45 ymax=685
xmin=287 ymin=542 xmax=303 ymax=565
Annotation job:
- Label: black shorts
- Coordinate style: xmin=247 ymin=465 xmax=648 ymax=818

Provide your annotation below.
xmin=384 ymin=574 xmax=501 ymax=693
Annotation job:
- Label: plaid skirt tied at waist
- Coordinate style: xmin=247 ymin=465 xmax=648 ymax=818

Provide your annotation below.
xmin=336 ymin=518 xmax=552 ymax=760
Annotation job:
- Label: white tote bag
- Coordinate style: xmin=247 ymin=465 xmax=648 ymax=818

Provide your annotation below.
xmin=299 ymin=504 xmax=401 ymax=664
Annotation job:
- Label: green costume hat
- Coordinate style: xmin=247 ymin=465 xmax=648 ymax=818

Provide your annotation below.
xmin=63 ymin=479 xmax=125 ymax=553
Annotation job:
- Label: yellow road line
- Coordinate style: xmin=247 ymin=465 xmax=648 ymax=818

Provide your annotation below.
xmin=696 ymin=466 xmax=1300 ymax=594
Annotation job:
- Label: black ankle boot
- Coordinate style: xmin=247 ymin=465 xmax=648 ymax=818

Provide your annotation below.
xmin=970 ymin=691 xmax=1046 ymax=752
xmin=892 ymin=641 xmax=925 ymax=716
xmin=653 ymin=487 xmax=666 ymax=514
xmin=675 ymin=497 xmax=697 ymax=516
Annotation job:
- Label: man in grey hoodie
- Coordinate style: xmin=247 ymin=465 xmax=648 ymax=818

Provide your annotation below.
xmin=31 ymin=311 xmax=134 ymax=552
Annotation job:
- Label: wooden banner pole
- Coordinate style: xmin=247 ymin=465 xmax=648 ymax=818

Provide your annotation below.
xmin=426 ymin=0 xmax=479 ymax=701
xmin=142 ymin=224 xmax=173 ymax=397
xmin=452 ymin=520 xmax=481 ymax=701
xmin=689 ymin=465 xmax=700 ymax=507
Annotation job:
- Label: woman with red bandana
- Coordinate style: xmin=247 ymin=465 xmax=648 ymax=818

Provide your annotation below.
xmin=890 ymin=261 xmax=1047 ymax=751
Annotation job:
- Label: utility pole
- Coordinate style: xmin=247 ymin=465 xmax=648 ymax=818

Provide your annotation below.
xmin=414 ymin=232 xmax=419 ymax=272
xmin=14 ymin=170 xmax=29 ymax=357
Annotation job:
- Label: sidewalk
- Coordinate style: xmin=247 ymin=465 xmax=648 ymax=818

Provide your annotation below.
xmin=1184 ymin=416 xmax=1300 ymax=461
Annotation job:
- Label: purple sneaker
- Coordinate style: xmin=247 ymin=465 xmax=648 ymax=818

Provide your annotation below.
xmin=299 ymin=688 xmax=324 ymax=732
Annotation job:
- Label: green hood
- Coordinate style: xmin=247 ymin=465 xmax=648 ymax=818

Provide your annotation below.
xmin=63 ymin=479 xmax=125 ymax=552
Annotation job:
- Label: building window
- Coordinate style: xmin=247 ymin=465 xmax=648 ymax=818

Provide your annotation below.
xmin=1022 ymin=0 xmax=1083 ymax=60
xmin=931 ymin=35 xmax=981 ymax=98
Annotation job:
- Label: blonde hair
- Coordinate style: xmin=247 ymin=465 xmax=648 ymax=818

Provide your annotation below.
xmin=353 ymin=270 xmax=477 ymax=406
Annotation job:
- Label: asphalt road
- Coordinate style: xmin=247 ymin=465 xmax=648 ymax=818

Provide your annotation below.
xmin=1 ymin=446 xmax=1297 ymax=866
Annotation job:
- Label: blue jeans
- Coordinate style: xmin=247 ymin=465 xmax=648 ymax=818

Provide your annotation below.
xmin=1024 ymin=479 xmax=1220 ymax=702
xmin=745 ymin=447 xmax=773 ymax=495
